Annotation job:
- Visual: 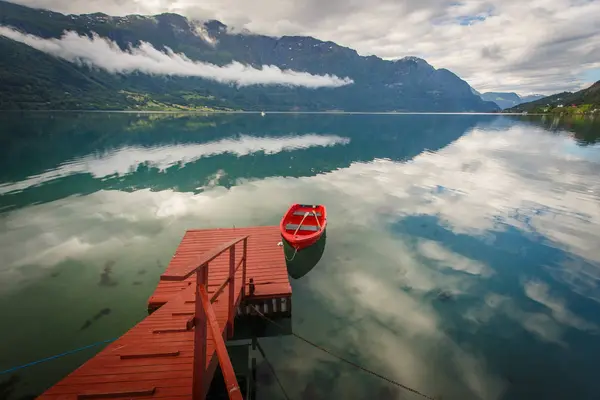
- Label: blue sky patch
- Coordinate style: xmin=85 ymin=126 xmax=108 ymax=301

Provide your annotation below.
xmin=580 ymin=68 xmax=600 ymax=83
xmin=456 ymin=14 xmax=487 ymax=25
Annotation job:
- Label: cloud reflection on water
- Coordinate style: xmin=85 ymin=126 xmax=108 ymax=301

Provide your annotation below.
xmin=523 ymin=280 xmax=598 ymax=332
xmin=0 ymin=133 xmax=350 ymax=195
xmin=1 ymin=122 xmax=600 ymax=398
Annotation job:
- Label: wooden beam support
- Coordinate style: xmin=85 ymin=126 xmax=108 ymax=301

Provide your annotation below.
xmin=199 ymin=285 xmax=243 ymax=400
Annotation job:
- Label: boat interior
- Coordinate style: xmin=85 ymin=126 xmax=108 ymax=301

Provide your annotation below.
xmin=283 ymin=204 xmax=326 ymax=236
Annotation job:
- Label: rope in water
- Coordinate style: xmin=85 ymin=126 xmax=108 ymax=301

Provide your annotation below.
xmin=0 ymin=338 xmax=117 ymax=376
xmin=250 ymin=305 xmax=437 ymax=400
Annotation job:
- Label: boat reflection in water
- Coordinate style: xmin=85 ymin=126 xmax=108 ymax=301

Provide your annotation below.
xmin=282 ymin=229 xmax=327 ymax=279
xmin=279 ymin=203 xmax=327 ymax=279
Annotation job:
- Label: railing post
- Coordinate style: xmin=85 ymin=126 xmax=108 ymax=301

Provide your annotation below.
xmin=242 ymin=238 xmax=248 ymax=299
xmin=227 ymin=246 xmax=235 ymax=339
xmin=199 ymin=286 xmax=244 ymax=400
xmin=192 ymin=264 xmax=208 ymax=400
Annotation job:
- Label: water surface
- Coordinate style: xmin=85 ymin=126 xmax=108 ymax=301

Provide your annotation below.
xmin=1 ymin=112 xmax=599 ymax=400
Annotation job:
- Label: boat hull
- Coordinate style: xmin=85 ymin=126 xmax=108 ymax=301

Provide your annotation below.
xmin=282 ymin=228 xmax=326 ymax=279
xmin=280 ymin=203 xmax=327 ymax=251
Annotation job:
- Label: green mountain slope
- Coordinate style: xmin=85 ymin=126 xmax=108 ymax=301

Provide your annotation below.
xmin=505 ymin=81 xmax=600 ymax=113
xmin=521 ymin=94 xmax=545 ymax=103
xmin=0 ymin=1 xmax=499 ymax=112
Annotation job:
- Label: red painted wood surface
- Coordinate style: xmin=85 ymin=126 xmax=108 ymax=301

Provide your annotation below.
xmin=199 ymin=285 xmax=243 ymax=400
xmin=161 ymin=236 xmax=248 ymax=282
xmin=149 ymin=226 xmax=291 ymax=310
xmin=38 ymin=226 xmax=292 ymax=400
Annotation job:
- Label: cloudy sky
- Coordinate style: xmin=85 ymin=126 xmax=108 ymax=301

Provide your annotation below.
xmin=6 ymin=0 xmax=600 ymax=94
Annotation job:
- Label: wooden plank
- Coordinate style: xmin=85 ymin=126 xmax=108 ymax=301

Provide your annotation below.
xmin=77 ymin=387 xmax=156 ymax=399
xmin=49 ymin=380 xmax=187 ymax=395
xmin=59 ymin=370 xmax=192 ymax=386
xmin=42 ymin=386 xmax=192 ymax=400
xmin=74 ymin=362 xmax=195 ymax=376
xmin=119 ymin=351 xmax=180 ymax=360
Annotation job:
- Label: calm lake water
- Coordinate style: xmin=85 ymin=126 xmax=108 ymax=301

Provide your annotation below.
xmin=1 ymin=112 xmax=600 ymax=400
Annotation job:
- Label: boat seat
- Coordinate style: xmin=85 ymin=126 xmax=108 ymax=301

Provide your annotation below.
xmin=293 ymin=211 xmax=322 ymax=217
xmin=285 ymin=224 xmax=319 ymax=232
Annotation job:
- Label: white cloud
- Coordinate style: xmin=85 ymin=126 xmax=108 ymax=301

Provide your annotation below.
xmin=0 ymin=25 xmax=353 ymax=88
xmin=524 ymin=280 xmax=597 ymax=331
xmin=0 ymin=133 xmax=350 ymax=194
xmin=545 ymin=257 xmax=600 ymax=305
xmin=466 ymin=293 xmax=567 ymax=346
xmin=5 ymin=0 xmax=600 ymax=94
xmin=418 ymin=239 xmax=494 ymax=277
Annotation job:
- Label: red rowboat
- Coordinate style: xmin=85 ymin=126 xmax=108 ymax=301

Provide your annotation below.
xmin=280 ymin=203 xmax=327 ymax=251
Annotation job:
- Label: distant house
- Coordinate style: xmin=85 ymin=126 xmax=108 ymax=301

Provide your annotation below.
xmin=556 ymin=104 xmax=564 ymax=108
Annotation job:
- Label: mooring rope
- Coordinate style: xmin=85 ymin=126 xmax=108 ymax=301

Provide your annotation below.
xmin=250 ymin=305 xmax=438 ymax=400
xmin=283 ymin=246 xmax=298 ymax=262
xmin=0 ymin=338 xmax=117 ymax=376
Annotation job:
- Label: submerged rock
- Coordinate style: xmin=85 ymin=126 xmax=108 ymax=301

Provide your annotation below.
xmin=93 ymin=308 xmax=111 ymax=320
xmin=80 ymin=320 xmax=92 ymax=330
xmin=81 ymin=308 xmax=112 ymax=330
xmin=0 ymin=375 xmax=36 ymax=400
xmin=99 ymin=260 xmax=117 ymax=287
xmin=436 ymin=290 xmax=454 ymax=302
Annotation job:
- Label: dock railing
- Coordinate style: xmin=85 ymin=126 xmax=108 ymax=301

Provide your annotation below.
xmin=160 ymin=235 xmax=249 ymax=400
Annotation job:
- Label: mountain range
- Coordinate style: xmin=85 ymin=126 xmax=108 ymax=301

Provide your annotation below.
xmin=478 ymin=92 xmax=545 ymax=110
xmin=505 ymin=81 xmax=600 ymax=113
xmin=0 ymin=0 xmax=499 ymax=112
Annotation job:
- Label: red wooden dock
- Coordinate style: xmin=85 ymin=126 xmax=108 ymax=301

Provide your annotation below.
xmin=38 ymin=226 xmax=292 ymax=400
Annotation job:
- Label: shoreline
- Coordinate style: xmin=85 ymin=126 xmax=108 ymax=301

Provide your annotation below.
xmin=0 ymin=110 xmax=537 ymax=116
